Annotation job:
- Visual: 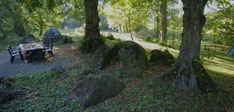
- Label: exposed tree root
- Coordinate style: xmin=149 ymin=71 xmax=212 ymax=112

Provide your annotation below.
xmin=162 ymin=61 xmax=215 ymax=92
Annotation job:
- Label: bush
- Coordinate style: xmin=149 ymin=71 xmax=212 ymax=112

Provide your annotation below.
xmin=61 ymin=36 xmax=73 ymax=44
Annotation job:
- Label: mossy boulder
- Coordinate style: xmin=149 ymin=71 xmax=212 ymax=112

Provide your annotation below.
xmin=150 ymin=49 xmax=174 ymax=66
xmin=72 ymin=74 xmax=125 ymax=108
xmin=90 ymin=45 xmax=111 ymax=70
xmin=118 ymin=64 xmax=142 ymax=78
xmin=43 ymin=27 xmax=61 ymax=42
xmin=116 ymin=41 xmax=147 ymax=70
xmin=0 ymin=77 xmax=23 ymax=104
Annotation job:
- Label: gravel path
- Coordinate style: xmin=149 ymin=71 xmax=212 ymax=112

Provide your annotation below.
xmin=0 ymin=43 xmax=80 ymax=77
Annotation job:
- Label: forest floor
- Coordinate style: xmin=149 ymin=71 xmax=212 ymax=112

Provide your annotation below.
xmin=0 ymin=32 xmax=234 ymax=111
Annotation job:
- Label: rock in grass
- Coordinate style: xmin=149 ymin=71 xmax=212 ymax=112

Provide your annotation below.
xmin=21 ymin=34 xmax=37 ymax=44
xmin=43 ymin=26 xmax=61 ymax=42
xmin=51 ymin=65 xmax=65 ymax=74
xmin=116 ymin=41 xmax=148 ymax=70
xmin=118 ymin=64 xmax=142 ymax=78
xmin=150 ymin=49 xmax=174 ymax=66
xmin=72 ymin=75 xmax=125 ymax=108
xmin=90 ymin=45 xmax=111 ymax=70
xmin=0 ymin=77 xmax=22 ymax=104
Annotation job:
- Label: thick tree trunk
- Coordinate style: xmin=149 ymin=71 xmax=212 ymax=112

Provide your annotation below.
xmin=160 ymin=0 xmax=167 ymax=42
xmin=82 ymin=0 xmax=103 ymax=53
xmin=164 ymin=0 xmax=214 ymax=91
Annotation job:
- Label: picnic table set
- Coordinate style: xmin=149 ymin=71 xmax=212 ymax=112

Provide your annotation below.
xmin=7 ymin=41 xmax=53 ymax=64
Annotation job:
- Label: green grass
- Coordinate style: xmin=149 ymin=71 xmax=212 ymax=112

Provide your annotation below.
xmin=1 ymin=64 xmax=233 ymax=112
xmin=1 ymin=33 xmax=234 ymax=111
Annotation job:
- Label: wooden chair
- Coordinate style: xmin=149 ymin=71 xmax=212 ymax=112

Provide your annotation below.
xmin=43 ymin=41 xmax=54 ymax=56
xmin=7 ymin=46 xmax=20 ymax=64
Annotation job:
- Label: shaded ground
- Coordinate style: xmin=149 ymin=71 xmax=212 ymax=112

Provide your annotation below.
xmin=0 ymin=34 xmax=233 ymax=111
xmin=0 ymin=43 xmax=79 ymax=76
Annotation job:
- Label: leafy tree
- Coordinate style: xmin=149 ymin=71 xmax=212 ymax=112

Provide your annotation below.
xmin=104 ymin=0 xmax=150 ymax=40
xmin=0 ymin=0 xmax=26 ymax=36
xmin=164 ymin=0 xmax=214 ymax=90
xmin=204 ymin=0 xmax=234 ymax=45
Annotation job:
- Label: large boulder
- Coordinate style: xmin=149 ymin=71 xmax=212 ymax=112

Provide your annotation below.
xmin=43 ymin=27 xmax=61 ymax=42
xmin=0 ymin=77 xmax=23 ymax=104
xmin=117 ymin=41 xmax=148 ymax=70
xmin=21 ymin=34 xmax=36 ymax=44
xmin=72 ymin=74 xmax=125 ymax=108
xmin=150 ymin=49 xmax=174 ymax=66
xmin=90 ymin=45 xmax=111 ymax=70
xmin=108 ymin=41 xmax=147 ymax=78
xmin=118 ymin=64 xmax=142 ymax=78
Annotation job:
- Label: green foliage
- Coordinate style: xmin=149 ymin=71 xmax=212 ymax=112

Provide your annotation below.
xmin=204 ymin=1 xmax=234 ymax=46
xmin=61 ymin=36 xmax=73 ymax=44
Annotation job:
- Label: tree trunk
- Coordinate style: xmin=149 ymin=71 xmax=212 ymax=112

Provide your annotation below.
xmin=156 ymin=15 xmax=159 ymax=38
xmin=128 ymin=13 xmax=133 ymax=40
xmin=160 ymin=0 xmax=167 ymax=42
xmin=39 ymin=19 xmax=43 ymax=36
xmin=82 ymin=0 xmax=103 ymax=53
xmin=39 ymin=24 xmax=43 ymax=36
xmin=164 ymin=0 xmax=214 ymax=91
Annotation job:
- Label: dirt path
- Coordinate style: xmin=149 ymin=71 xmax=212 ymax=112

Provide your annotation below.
xmin=0 ymin=43 xmax=80 ymax=77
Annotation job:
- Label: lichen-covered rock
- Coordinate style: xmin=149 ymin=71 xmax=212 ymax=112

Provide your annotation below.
xmin=72 ymin=75 xmax=125 ymax=108
xmin=116 ymin=41 xmax=148 ymax=70
xmin=43 ymin=27 xmax=61 ymax=42
xmin=90 ymin=45 xmax=111 ymax=70
xmin=21 ymin=34 xmax=36 ymax=44
xmin=150 ymin=49 xmax=174 ymax=66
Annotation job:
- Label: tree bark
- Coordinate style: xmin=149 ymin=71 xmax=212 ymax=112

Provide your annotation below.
xmin=128 ymin=13 xmax=133 ymax=40
xmin=156 ymin=15 xmax=159 ymax=38
xmin=82 ymin=0 xmax=103 ymax=53
xmin=160 ymin=0 xmax=167 ymax=42
xmin=164 ymin=0 xmax=214 ymax=91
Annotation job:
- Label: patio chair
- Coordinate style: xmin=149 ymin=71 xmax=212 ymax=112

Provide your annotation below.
xmin=7 ymin=46 xmax=20 ymax=64
xmin=43 ymin=41 xmax=54 ymax=56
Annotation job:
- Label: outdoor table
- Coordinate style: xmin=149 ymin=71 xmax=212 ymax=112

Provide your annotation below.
xmin=19 ymin=43 xmax=45 ymax=62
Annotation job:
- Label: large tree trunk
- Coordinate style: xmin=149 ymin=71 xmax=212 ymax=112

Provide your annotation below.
xmin=163 ymin=0 xmax=214 ymax=91
xmin=82 ymin=0 xmax=103 ymax=53
xmin=160 ymin=0 xmax=167 ymax=42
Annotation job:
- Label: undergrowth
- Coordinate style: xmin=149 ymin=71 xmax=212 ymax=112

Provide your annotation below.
xmin=0 ymin=64 xmax=233 ymax=112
